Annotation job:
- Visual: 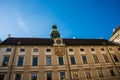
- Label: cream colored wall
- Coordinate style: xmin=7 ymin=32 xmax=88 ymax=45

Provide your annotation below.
xmin=0 ymin=45 xmax=120 ymax=80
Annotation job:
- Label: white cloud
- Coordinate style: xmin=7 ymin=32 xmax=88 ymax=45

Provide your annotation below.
xmin=17 ymin=15 xmax=29 ymax=33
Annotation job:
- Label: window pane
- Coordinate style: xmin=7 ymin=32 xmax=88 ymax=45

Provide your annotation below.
xmin=109 ymin=69 xmax=115 ymax=76
xmin=33 ymin=49 xmax=38 ymax=52
xmin=91 ymin=48 xmax=95 ymax=51
xmin=31 ymin=73 xmax=37 ymax=80
xmin=85 ymin=70 xmax=91 ymax=79
xmin=15 ymin=74 xmax=21 ymax=80
xmin=69 ymin=49 xmax=73 ymax=52
xmin=46 ymin=72 xmax=52 ymax=80
xmin=6 ymin=48 xmax=11 ymax=52
xmin=46 ymin=57 xmax=52 ymax=66
xmin=97 ymin=69 xmax=104 ymax=77
xmin=101 ymin=48 xmax=104 ymax=51
xmin=17 ymin=57 xmax=24 ymax=66
xmin=72 ymin=71 xmax=78 ymax=78
xmin=60 ymin=72 xmax=65 ymax=80
xmin=46 ymin=49 xmax=51 ymax=52
xmin=82 ymin=55 xmax=88 ymax=64
xmin=32 ymin=57 xmax=38 ymax=66
xmin=93 ymin=55 xmax=99 ymax=63
xmin=20 ymin=48 xmax=25 ymax=52
xmin=70 ymin=56 xmax=76 ymax=64
xmin=59 ymin=57 xmax=64 ymax=65
xmin=2 ymin=57 xmax=9 ymax=66
xmin=80 ymin=48 xmax=84 ymax=51
xmin=0 ymin=74 xmax=5 ymax=80
xmin=113 ymin=55 xmax=119 ymax=62
xmin=103 ymin=54 xmax=109 ymax=63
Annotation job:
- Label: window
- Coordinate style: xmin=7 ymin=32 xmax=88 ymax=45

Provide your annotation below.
xmin=46 ymin=49 xmax=51 ymax=52
xmin=46 ymin=72 xmax=52 ymax=80
xmin=2 ymin=56 xmax=9 ymax=66
xmin=46 ymin=56 xmax=52 ymax=66
xmin=17 ymin=57 xmax=24 ymax=66
xmin=92 ymin=55 xmax=99 ymax=63
xmin=72 ymin=71 xmax=78 ymax=79
xmin=118 ymin=48 xmax=120 ymax=51
xmin=97 ymin=69 xmax=104 ymax=77
xmin=70 ymin=56 xmax=76 ymax=64
xmin=0 ymin=74 xmax=5 ymax=80
xmin=33 ymin=48 xmax=38 ymax=52
xmin=80 ymin=48 xmax=84 ymax=51
xmin=58 ymin=56 xmax=64 ymax=65
xmin=32 ymin=57 xmax=38 ymax=66
xmin=91 ymin=48 xmax=95 ymax=51
xmin=103 ymin=54 xmax=110 ymax=63
xmin=112 ymin=55 xmax=119 ymax=62
xmin=15 ymin=73 xmax=22 ymax=80
xmin=82 ymin=55 xmax=88 ymax=64
xmin=31 ymin=73 xmax=37 ymax=80
xmin=60 ymin=72 xmax=65 ymax=80
xmin=20 ymin=48 xmax=25 ymax=52
xmin=85 ymin=70 xmax=91 ymax=79
xmin=69 ymin=48 xmax=73 ymax=52
xmin=109 ymin=69 xmax=115 ymax=76
xmin=101 ymin=48 xmax=104 ymax=51
xmin=109 ymin=48 xmax=113 ymax=51
xmin=6 ymin=48 xmax=11 ymax=52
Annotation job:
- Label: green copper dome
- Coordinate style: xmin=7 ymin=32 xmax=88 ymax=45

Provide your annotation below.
xmin=50 ymin=25 xmax=60 ymax=39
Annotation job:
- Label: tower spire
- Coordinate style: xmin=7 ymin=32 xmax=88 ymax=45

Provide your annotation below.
xmin=50 ymin=25 xmax=60 ymax=39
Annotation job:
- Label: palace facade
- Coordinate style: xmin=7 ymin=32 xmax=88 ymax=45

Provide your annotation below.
xmin=0 ymin=25 xmax=120 ymax=80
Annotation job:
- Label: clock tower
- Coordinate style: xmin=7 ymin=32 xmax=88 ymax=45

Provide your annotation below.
xmin=50 ymin=25 xmax=60 ymax=39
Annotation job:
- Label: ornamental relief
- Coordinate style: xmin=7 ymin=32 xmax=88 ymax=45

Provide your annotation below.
xmin=54 ymin=47 xmax=66 ymax=56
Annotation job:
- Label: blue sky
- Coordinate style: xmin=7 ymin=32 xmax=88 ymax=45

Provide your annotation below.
xmin=0 ymin=0 xmax=120 ymax=40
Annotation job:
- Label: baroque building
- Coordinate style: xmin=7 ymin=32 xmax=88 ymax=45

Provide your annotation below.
xmin=110 ymin=26 xmax=120 ymax=43
xmin=0 ymin=25 xmax=120 ymax=80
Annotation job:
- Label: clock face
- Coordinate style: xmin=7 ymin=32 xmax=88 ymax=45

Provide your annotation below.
xmin=56 ymin=40 xmax=61 ymax=44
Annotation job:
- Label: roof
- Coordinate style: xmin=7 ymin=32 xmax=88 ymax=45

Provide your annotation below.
xmin=112 ymin=26 xmax=120 ymax=35
xmin=0 ymin=37 xmax=118 ymax=46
